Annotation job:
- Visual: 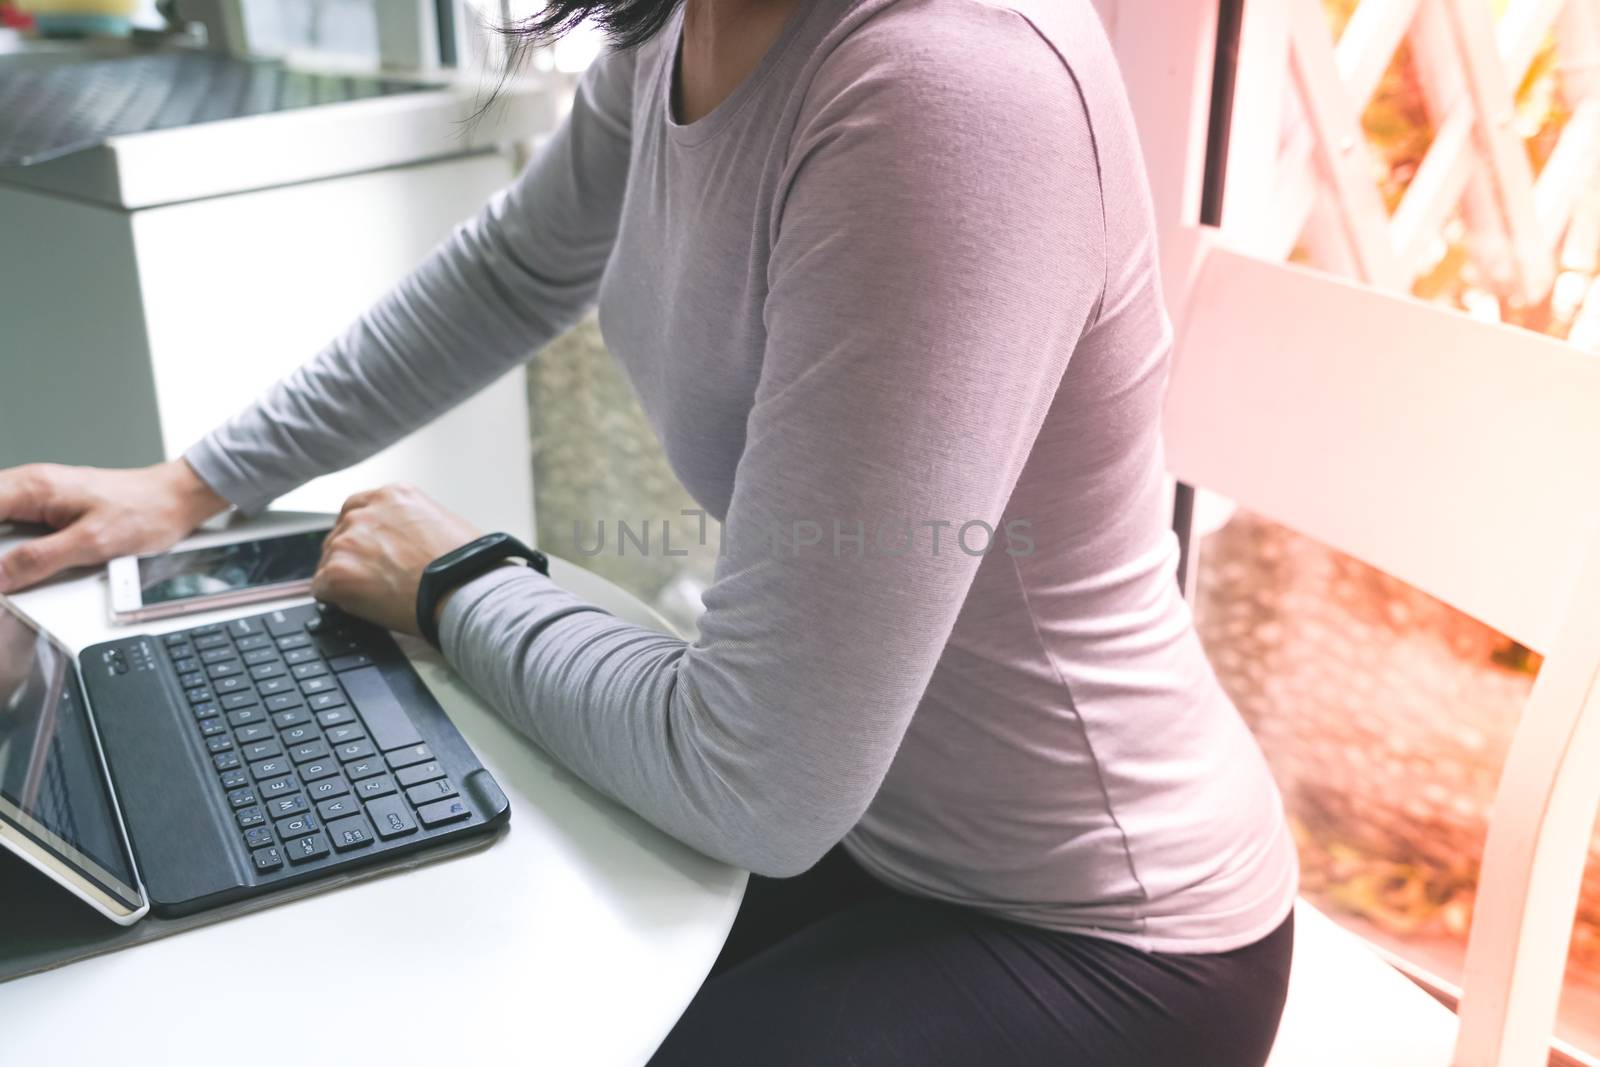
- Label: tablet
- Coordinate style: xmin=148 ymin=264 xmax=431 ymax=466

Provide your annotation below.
xmin=0 ymin=597 xmax=147 ymax=924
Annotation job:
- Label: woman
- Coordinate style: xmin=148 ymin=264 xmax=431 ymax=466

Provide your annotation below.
xmin=0 ymin=0 xmax=1297 ymax=1062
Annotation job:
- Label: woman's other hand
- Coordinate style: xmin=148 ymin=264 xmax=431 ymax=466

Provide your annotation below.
xmin=0 ymin=461 xmax=228 ymax=593
xmin=311 ymin=484 xmax=481 ymax=636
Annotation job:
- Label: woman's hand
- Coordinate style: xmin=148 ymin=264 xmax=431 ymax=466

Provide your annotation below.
xmin=0 ymin=460 xmax=228 ymax=593
xmin=312 ymin=484 xmax=481 ymax=636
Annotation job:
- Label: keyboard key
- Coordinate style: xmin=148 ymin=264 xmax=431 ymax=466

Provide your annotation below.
xmin=325 ymin=724 xmax=364 ymax=746
xmin=227 ymin=787 xmax=258 ymax=809
xmin=213 ymin=752 xmax=241 ymax=772
xmin=250 ymin=662 xmax=287 ymax=681
xmin=178 ymin=671 xmax=206 ymax=689
xmin=284 ymin=647 xmax=318 ymax=665
xmin=236 ymin=634 xmax=273 ymax=652
xmin=236 ymin=724 xmax=272 ymax=744
xmin=314 ymin=633 xmax=365 ymax=659
xmin=355 ymin=775 xmax=396 ymax=801
xmin=244 ymin=826 xmax=274 ymax=850
xmin=307 ymin=776 xmax=350 ymax=802
xmin=328 ymin=814 xmax=376 ymax=851
xmin=328 ymin=653 xmax=375 ymax=673
xmin=249 ymin=757 xmax=291 ymax=781
xmin=385 ymin=743 xmax=434 ymax=769
xmin=244 ymin=739 xmax=282 ymax=761
xmin=300 ymin=759 xmax=338 ymax=782
xmin=221 ymin=769 xmax=250 ymax=791
xmin=259 ymin=774 xmax=301 ymax=799
xmin=279 ymin=724 xmax=317 ymax=746
xmin=300 ymin=676 xmax=338 ymax=696
xmin=227 ymin=707 xmax=265 ymax=728
xmin=290 ymin=740 xmax=329 ymax=763
xmin=334 ymin=739 xmax=374 ymax=762
xmin=208 ymin=661 xmax=243 ymax=680
xmin=395 ymin=762 xmax=445 ymax=788
xmin=316 ymin=706 xmax=356 ymax=728
xmin=291 ymin=662 xmax=329 ymax=681
xmin=287 ymin=833 xmax=330 ymax=864
xmin=273 ymin=708 xmax=311 ymax=729
xmin=206 ymin=735 xmax=235 ymax=754
xmin=266 ymin=694 xmax=303 ymax=714
xmin=269 ymin=794 xmax=309 ymax=818
xmin=317 ymin=795 xmax=362 ymax=820
xmin=264 ymin=608 xmax=310 ymax=637
xmin=190 ymin=624 xmax=223 ymax=637
xmin=252 ymin=846 xmax=284 ymax=873
xmin=344 ymin=757 xmax=384 ymax=781
xmin=200 ymin=648 xmax=237 ymax=666
xmin=275 ymin=813 xmax=318 ymax=838
xmin=237 ymin=807 xmax=266 ymax=829
xmin=259 ymin=677 xmax=295 ymax=696
xmin=193 ymin=633 xmax=229 ymax=651
xmin=308 ymin=691 xmax=346 ymax=712
xmin=215 ymin=676 xmax=249 ymax=694
xmin=365 ymin=796 xmax=417 ymax=839
xmin=243 ymin=648 xmax=279 ymax=666
xmin=275 ymin=633 xmax=312 ymax=651
xmin=221 ymin=692 xmax=260 ymax=710
xmin=406 ymin=778 xmax=457 ymax=807
xmin=192 ymin=701 xmax=220 ymax=720
xmin=172 ymin=656 xmax=200 ymax=674
xmin=187 ymin=686 xmax=215 ymax=705
xmin=416 ymin=797 xmax=472 ymax=828
xmin=199 ymin=718 xmax=226 ymax=738
xmin=340 ymin=668 xmax=424 ymax=753
xmin=228 ymin=618 xmax=263 ymax=639
xmin=164 ymin=632 xmax=188 ymax=647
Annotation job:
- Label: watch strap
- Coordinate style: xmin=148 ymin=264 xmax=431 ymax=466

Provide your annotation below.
xmin=417 ymin=533 xmax=548 ymax=648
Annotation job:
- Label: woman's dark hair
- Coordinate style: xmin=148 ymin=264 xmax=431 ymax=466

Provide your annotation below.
xmin=501 ymin=0 xmax=685 ymax=51
xmin=468 ymin=0 xmax=680 ymax=125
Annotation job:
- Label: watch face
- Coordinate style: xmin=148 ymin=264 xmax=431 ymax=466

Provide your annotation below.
xmin=465 ymin=533 xmax=503 ymax=557
xmin=435 ymin=534 xmax=499 ymax=572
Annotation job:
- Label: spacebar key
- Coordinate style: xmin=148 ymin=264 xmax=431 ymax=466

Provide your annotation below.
xmin=339 ymin=667 xmax=425 ymax=752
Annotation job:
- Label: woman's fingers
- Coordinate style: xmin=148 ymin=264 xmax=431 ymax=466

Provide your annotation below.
xmin=0 ymin=461 xmax=225 ymax=595
xmin=337 ymin=489 xmax=378 ymax=520
xmin=0 ymin=464 xmax=68 ymax=525
xmin=0 ymin=465 xmax=95 ymax=592
xmin=0 ymin=523 xmax=102 ymax=593
xmin=320 ymin=488 xmax=381 ymax=578
xmin=318 ymin=511 xmax=356 ymax=573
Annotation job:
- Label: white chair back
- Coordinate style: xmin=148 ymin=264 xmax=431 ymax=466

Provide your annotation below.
xmin=1164 ymin=228 xmax=1600 ymax=1067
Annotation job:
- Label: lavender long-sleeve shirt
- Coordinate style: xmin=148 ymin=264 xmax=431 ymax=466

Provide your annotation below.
xmin=187 ymin=0 xmax=1297 ymax=952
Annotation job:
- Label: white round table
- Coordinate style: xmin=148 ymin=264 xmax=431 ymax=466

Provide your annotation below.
xmin=0 ymin=515 xmax=746 ymax=1067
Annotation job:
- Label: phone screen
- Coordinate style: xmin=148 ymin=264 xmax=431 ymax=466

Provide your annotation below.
xmin=136 ymin=529 xmax=329 ymax=607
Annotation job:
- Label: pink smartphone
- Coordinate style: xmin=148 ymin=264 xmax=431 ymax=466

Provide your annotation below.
xmin=106 ymin=527 xmax=331 ymax=623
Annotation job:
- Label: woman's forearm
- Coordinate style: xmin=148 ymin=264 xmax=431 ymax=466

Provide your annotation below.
xmin=185 ymin=51 xmax=638 ymax=514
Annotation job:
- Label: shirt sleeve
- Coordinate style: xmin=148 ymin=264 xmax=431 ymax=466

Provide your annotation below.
xmin=183 ymin=49 xmax=637 ymax=514
xmin=440 ymin=16 xmax=1110 ymax=878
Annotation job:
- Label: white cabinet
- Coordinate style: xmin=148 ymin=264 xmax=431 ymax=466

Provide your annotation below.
xmin=0 ymin=81 xmax=553 ymax=542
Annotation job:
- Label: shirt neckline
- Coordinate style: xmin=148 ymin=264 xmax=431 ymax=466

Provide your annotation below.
xmin=663 ymin=0 xmax=816 ymax=147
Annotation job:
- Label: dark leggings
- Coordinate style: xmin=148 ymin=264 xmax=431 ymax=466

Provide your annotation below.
xmin=650 ymin=847 xmax=1293 ymax=1066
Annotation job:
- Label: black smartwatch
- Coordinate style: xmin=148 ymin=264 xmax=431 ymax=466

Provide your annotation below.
xmin=417 ymin=532 xmax=549 ymax=647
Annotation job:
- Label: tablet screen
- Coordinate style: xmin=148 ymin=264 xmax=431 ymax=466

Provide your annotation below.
xmin=136 ymin=527 xmax=329 ymax=606
xmin=0 ymin=602 xmax=142 ymax=910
